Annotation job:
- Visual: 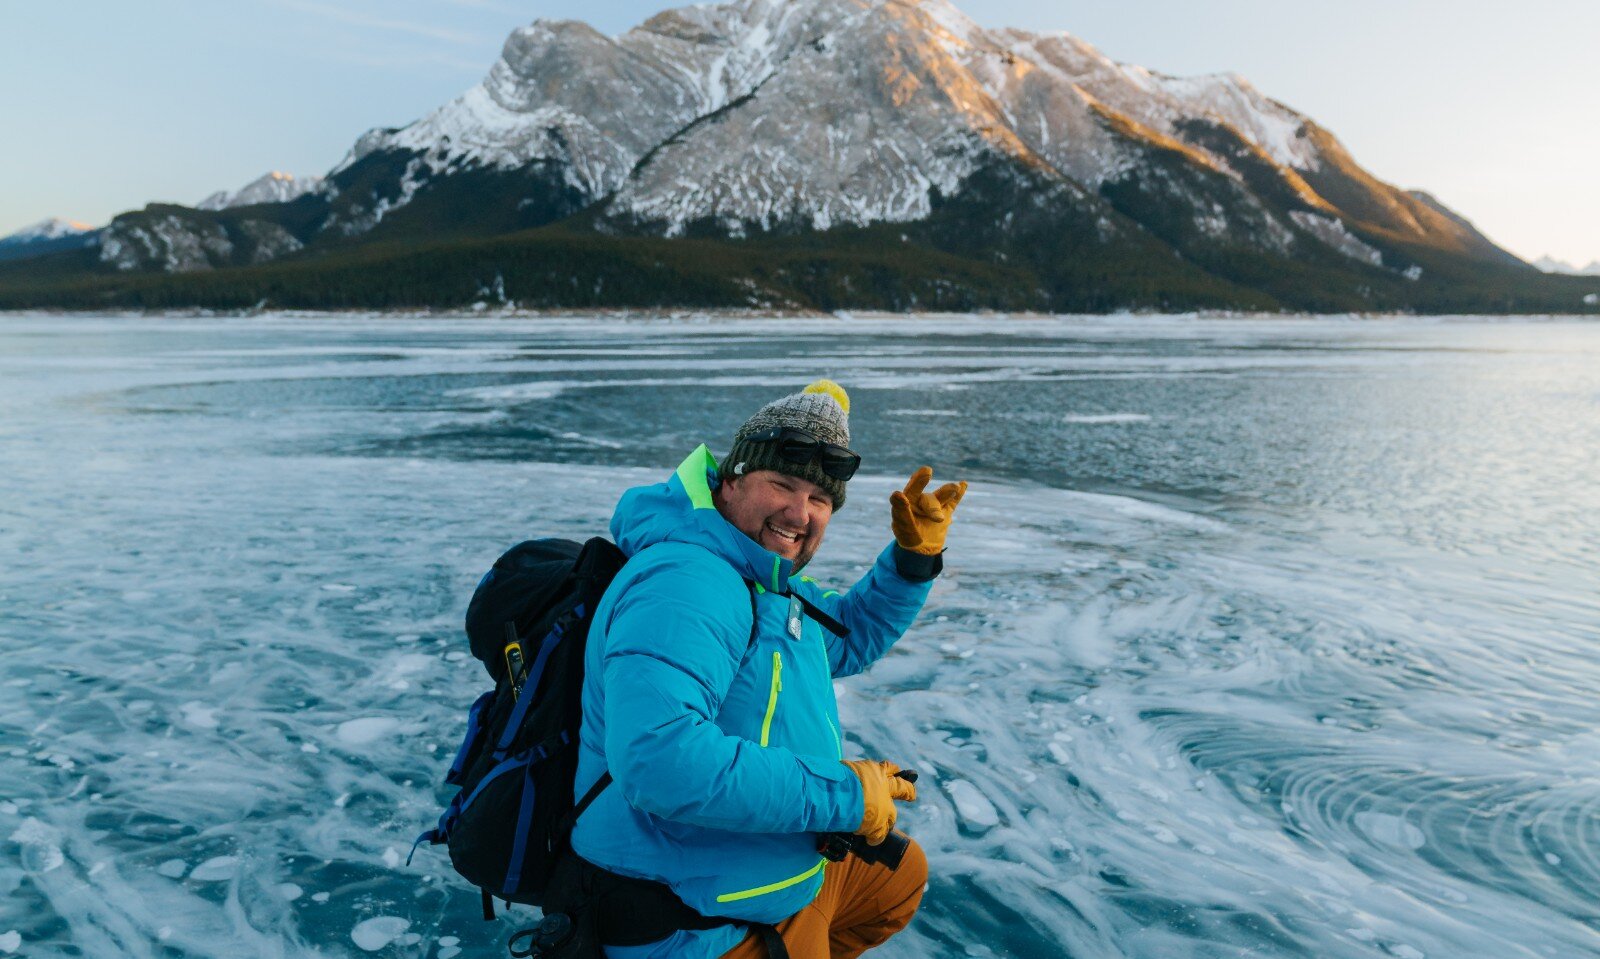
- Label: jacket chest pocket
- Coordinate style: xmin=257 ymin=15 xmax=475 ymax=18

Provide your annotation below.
xmin=759 ymin=650 xmax=783 ymax=747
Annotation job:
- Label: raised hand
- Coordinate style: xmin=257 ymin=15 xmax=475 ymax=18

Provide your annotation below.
xmin=889 ymin=466 xmax=967 ymax=556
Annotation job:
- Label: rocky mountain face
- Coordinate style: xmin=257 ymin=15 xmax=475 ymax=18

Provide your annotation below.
xmin=55 ymin=0 xmax=1577 ymax=312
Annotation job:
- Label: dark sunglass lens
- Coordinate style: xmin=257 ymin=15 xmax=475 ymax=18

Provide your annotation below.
xmin=776 ymin=437 xmax=820 ymax=464
xmin=818 ymin=450 xmax=860 ymax=480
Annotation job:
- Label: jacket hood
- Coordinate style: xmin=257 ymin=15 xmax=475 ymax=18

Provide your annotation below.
xmin=610 ymin=445 xmax=796 ymax=593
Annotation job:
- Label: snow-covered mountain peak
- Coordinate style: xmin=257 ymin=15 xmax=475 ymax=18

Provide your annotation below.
xmin=901 ymin=0 xmax=987 ymax=46
xmin=326 ymin=0 xmax=1358 ymax=236
xmin=198 ymin=171 xmax=325 ymax=211
xmin=1535 ymin=256 xmax=1600 ymax=276
xmin=194 ymin=0 xmax=1503 ymax=273
xmin=2 ymin=218 xmax=94 ymax=243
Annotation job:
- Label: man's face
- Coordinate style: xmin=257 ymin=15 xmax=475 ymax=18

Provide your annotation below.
xmin=714 ymin=469 xmax=834 ymax=571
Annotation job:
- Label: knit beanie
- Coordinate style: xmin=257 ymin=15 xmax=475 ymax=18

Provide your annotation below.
xmin=721 ymin=380 xmax=853 ymax=509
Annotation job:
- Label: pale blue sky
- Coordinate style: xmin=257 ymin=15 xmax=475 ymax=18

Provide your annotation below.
xmin=3 ymin=0 xmax=1596 ymax=265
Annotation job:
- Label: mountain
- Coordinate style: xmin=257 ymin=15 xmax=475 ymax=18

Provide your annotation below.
xmin=1534 ymin=256 xmax=1600 ymax=276
xmin=0 ymin=218 xmax=98 ymax=264
xmin=5 ymin=0 xmax=1596 ymax=314
xmin=197 ymin=171 xmax=325 ymax=211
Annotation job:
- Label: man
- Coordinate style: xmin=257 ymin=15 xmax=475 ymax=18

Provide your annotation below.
xmin=570 ymin=380 xmax=966 ymax=959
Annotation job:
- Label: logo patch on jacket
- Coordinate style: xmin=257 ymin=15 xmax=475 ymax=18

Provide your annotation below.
xmin=786 ymin=596 xmax=804 ymax=640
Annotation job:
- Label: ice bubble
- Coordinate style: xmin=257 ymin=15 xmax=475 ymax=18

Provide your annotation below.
xmin=322 ymin=583 xmax=357 ymax=593
xmin=1047 ymin=743 xmax=1072 ymax=765
xmin=10 ymin=818 xmax=64 ymax=873
xmin=1545 ymin=853 xmax=1561 ymax=865
xmin=278 ymin=883 xmax=304 ymax=901
xmin=439 ymin=937 xmax=460 ymax=947
xmin=189 ymin=856 xmax=240 ymax=881
xmin=352 ymin=916 xmax=411 ymax=951
xmin=1388 ymin=946 xmax=1424 ymax=959
xmin=438 ymin=949 xmax=462 ymax=959
xmin=312 ymin=892 xmax=331 ymax=903
xmin=337 ymin=717 xmax=400 ymax=745
xmin=180 ymin=702 xmax=219 ymax=730
xmin=946 ymin=780 xmax=1000 ymax=832
xmin=0 ymin=802 xmax=16 ymax=815
xmin=0 ymin=931 xmax=20 ymax=953
xmin=156 ymin=859 xmax=188 ymax=879
xmin=1353 ymin=812 xmax=1425 ymax=850
xmin=382 ymin=847 xmax=402 ymax=868
xmin=302 ymin=743 xmax=320 ymax=753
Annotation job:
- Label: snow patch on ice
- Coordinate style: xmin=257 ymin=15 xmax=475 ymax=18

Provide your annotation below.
xmin=1353 ymin=812 xmax=1425 ymax=850
xmin=352 ymin=916 xmax=411 ymax=951
xmin=0 ymin=931 xmax=20 ymax=954
xmin=946 ymin=780 xmax=1000 ymax=831
xmin=10 ymin=818 xmax=64 ymax=873
xmin=1062 ymin=413 xmax=1150 ymax=424
xmin=337 ymin=717 xmax=401 ymax=745
xmin=180 ymin=702 xmax=219 ymax=730
xmin=189 ymin=855 xmax=240 ymax=881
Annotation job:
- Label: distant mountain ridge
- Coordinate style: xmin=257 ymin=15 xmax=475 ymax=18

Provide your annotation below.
xmin=0 ymin=218 xmax=98 ymax=264
xmin=5 ymin=0 xmax=1597 ymax=314
xmin=1534 ymin=256 xmax=1600 ymax=276
xmin=198 ymin=171 xmax=325 ymax=211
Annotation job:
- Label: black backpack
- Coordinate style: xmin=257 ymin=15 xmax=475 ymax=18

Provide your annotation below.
xmin=411 ymin=536 xmax=627 ymax=916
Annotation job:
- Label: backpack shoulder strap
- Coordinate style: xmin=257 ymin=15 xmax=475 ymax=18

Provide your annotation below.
xmin=569 ymin=770 xmax=612 ymax=829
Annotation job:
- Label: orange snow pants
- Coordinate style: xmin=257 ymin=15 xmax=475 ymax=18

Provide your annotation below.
xmin=718 ymin=838 xmax=927 ymax=959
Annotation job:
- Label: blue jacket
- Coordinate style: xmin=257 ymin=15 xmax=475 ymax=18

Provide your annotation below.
xmin=571 ymin=446 xmax=936 ymax=933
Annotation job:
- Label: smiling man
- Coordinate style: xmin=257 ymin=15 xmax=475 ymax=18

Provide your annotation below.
xmin=566 ymin=380 xmax=965 ymax=959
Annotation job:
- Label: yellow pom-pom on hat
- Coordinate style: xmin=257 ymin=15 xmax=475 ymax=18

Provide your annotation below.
xmin=804 ymin=378 xmax=850 ymax=414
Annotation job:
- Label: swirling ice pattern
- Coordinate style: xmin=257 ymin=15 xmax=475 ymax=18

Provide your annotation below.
xmin=3 ymin=315 xmax=1600 ymax=959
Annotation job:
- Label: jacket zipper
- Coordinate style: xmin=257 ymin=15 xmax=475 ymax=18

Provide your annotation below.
xmin=715 ymin=856 xmax=827 ymax=904
xmin=759 ymin=651 xmax=783 ymax=747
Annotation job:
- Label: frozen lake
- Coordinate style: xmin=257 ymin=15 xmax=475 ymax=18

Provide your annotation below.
xmin=2 ymin=313 xmax=1599 ymax=958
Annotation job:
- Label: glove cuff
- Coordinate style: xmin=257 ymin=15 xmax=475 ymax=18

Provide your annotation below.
xmin=891 ymin=544 xmax=943 ymax=582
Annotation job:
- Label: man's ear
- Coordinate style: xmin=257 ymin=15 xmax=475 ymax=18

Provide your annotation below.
xmin=712 ymin=470 xmax=736 ymax=507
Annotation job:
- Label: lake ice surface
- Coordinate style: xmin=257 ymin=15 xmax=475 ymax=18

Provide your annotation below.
xmin=2 ymin=313 xmax=1599 ymax=958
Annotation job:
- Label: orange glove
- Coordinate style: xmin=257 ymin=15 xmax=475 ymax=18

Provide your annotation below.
xmin=844 ymin=760 xmax=918 ymax=845
xmin=889 ymin=467 xmax=967 ymax=556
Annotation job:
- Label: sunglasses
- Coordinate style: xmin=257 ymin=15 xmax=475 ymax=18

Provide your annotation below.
xmin=747 ymin=427 xmax=861 ymax=481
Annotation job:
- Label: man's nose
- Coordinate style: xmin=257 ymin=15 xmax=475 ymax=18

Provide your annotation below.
xmin=778 ymin=493 xmax=813 ymax=527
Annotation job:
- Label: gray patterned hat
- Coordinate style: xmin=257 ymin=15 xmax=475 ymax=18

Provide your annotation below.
xmin=720 ymin=379 xmax=853 ymax=508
